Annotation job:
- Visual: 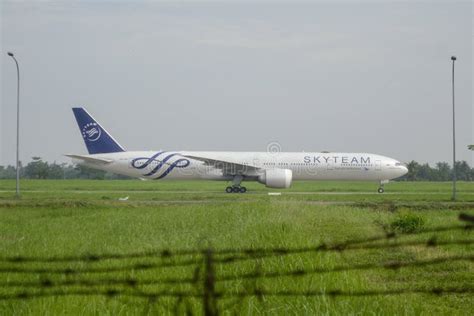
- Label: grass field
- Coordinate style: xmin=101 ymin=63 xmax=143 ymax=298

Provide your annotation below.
xmin=0 ymin=180 xmax=473 ymax=315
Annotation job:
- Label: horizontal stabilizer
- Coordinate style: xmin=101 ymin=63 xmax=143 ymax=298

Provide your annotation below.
xmin=65 ymin=154 xmax=113 ymax=164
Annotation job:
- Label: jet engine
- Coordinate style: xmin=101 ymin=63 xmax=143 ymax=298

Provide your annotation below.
xmin=258 ymin=169 xmax=293 ymax=188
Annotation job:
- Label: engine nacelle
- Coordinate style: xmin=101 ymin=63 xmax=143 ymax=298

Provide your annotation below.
xmin=258 ymin=169 xmax=293 ymax=188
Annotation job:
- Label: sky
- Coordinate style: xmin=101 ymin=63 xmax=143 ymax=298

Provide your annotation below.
xmin=1 ymin=0 xmax=472 ymax=166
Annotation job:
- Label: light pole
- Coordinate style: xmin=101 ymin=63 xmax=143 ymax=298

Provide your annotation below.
xmin=7 ymin=52 xmax=20 ymax=198
xmin=451 ymin=56 xmax=456 ymax=201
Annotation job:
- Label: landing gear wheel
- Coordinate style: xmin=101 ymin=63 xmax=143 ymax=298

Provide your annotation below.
xmin=227 ymin=175 xmax=246 ymax=193
xmin=378 ymin=187 xmax=385 ymax=194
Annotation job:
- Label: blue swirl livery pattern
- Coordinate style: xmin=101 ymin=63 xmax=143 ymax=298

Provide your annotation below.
xmin=131 ymin=151 xmax=190 ymax=179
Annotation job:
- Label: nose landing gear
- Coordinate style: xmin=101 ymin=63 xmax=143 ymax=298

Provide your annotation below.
xmin=378 ymin=180 xmax=388 ymax=193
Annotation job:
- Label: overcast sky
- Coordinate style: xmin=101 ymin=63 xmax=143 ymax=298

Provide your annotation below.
xmin=1 ymin=1 xmax=472 ymax=166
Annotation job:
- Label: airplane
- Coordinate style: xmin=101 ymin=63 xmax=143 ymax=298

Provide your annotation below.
xmin=67 ymin=107 xmax=408 ymax=193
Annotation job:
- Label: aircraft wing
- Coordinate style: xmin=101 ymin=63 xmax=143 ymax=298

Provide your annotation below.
xmin=183 ymin=154 xmax=261 ymax=175
xmin=65 ymin=154 xmax=113 ymax=164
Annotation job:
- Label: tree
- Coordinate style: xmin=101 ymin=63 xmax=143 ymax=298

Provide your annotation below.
xmin=434 ymin=162 xmax=451 ymax=181
xmin=406 ymin=161 xmax=421 ymax=181
xmin=454 ymin=161 xmax=472 ymax=181
xmin=48 ymin=162 xmax=65 ymax=179
xmin=74 ymin=165 xmax=106 ymax=180
xmin=23 ymin=157 xmax=50 ymax=179
xmin=417 ymin=163 xmax=433 ymax=180
xmin=0 ymin=166 xmax=16 ymax=179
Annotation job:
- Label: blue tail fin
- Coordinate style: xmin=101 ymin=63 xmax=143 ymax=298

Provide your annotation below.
xmin=72 ymin=107 xmax=125 ymax=154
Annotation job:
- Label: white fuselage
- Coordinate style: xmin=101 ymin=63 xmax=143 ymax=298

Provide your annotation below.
xmin=73 ymin=151 xmax=408 ymax=182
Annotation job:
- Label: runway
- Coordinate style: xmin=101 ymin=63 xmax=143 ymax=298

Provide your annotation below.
xmin=1 ymin=190 xmax=473 ymax=195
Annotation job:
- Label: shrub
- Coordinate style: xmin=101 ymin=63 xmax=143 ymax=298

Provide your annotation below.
xmin=390 ymin=213 xmax=425 ymax=233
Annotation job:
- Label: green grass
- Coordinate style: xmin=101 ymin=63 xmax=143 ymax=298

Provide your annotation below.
xmin=0 ymin=180 xmax=472 ymax=315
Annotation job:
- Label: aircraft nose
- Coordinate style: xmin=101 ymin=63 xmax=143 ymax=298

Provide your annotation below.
xmin=400 ymin=166 xmax=408 ymax=176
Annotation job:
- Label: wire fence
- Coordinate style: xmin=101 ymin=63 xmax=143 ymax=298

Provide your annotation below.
xmin=0 ymin=213 xmax=472 ymax=315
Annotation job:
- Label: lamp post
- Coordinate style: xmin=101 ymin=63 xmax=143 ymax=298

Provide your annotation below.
xmin=7 ymin=52 xmax=20 ymax=198
xmin=451 ymin=56 xmax=456 ymax=201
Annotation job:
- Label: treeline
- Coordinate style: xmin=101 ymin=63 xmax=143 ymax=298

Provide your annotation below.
xmin=0 ymin=157 xmax=130 ymax=180
xmin=400 ymin=160 xmax=473 ymax=181
xmin=0 ymin=157 xmax=473 ymax=181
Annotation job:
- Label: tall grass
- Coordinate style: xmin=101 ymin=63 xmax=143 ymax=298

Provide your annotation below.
xmin=0 ymin=180 xmax=472 ymax=315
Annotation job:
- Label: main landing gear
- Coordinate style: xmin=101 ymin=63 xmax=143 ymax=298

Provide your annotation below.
xmin=378 ymin=180 xmax=388 ymax=193
xmin=226 ymin=186 xmax=247 ymax=193
xmin=225 ymin=175 xmax=247 ymax=193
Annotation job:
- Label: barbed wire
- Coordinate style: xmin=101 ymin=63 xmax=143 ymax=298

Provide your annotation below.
xmin=216 ymin=287 xmax=474 ymax=298
xmin=1 ymin=254 xmax=471 ymax=288
xmin=212 ymin=239 xmax=474 ymax=264
xmin=217 ymin=254 xmax=474 ymax=282
xmin=1 ymin=220 xmax=471 ymax=264
xmin=0 ymin=275 xmax=198 ymax=288
xmin=1 ymin=286 xmax=473 ymax=302
xmin=1 ymin=238 xmax=471 ymax=276
xmin=0 ymin=213 xmax=472 ymax=315
xmin=0 ymin=257 xmax=201 ymax=274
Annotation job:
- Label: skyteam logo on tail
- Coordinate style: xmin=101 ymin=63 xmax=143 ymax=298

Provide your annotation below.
xmin=82 ymin=123 xmax=102 ymax=142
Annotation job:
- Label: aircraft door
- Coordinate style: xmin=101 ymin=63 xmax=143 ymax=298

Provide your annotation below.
xmin=375 ymin=160 xmax=382 ymax=171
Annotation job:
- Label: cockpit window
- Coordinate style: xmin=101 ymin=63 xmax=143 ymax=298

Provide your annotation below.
xmin=395 ymin=162 xmax=403 ymax=166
